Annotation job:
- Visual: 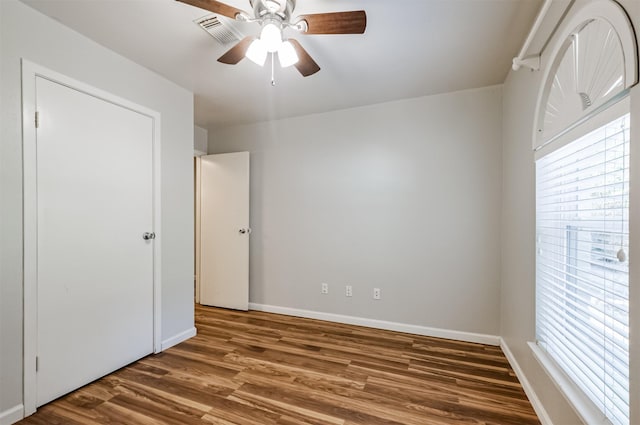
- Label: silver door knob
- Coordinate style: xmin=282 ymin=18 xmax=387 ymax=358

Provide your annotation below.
xmin=143 ymin=232 xmax=156 ymax=240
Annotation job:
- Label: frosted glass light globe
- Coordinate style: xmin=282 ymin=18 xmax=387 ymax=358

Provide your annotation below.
xmin=260 ymin=23 xmax=282 ymax=53
xmin=278 ymin=40 xmax=298 ymax=67
xmin=246 ymin=39 xmax=267 ymax=66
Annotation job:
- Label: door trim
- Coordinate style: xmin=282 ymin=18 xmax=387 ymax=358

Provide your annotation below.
xmin=21 ymin=59 xmax=162 ymax=416
xmin=194 ymin=156 xmax=201 ymax=304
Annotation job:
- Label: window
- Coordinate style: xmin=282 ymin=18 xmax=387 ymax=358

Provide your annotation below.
xmin=536 ymin=112 xmax=630 ymax=425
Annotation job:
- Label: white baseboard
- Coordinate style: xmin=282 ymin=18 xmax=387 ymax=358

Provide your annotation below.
xmin=500 ymin=338 xmax=553 ymax=425
xmin=161 ymin=327 xmax=197 ymax=351
xmin=248 ymin=303 xmax=500 ymax=346
xmin=0 ymin=404 xmax=24 ymax=425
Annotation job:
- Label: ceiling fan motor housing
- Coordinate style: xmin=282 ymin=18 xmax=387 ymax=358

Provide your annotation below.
xmin=250 ymin=0 xmax=295 ymax=23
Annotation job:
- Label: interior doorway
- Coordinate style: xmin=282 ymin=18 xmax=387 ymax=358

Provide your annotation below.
xmin=194 ymin=152 xmax=250 ymax=310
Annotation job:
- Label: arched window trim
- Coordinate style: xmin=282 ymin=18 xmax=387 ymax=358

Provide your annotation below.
xmin=532 ymin=0 xmax=638 ymax=150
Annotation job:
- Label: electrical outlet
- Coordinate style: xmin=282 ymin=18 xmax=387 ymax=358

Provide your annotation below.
xmin=345 ymin=285 xmax=353 ymax=297
xmin=321 ymin=283 xmax=329 ymax=294
xmin=373 ymin=288 xmax=381 ymax=300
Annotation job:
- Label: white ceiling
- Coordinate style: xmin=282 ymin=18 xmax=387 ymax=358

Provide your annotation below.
xmin=22 ymin=0 xmax=543 ymax=130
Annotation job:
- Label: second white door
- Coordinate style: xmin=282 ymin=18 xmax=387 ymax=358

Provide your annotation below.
xmin=199 ymin=152 xmax=250 ymax=310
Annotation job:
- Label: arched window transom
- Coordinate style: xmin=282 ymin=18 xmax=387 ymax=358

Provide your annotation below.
xmin=533 ymin=0 xmax=637 ymax=149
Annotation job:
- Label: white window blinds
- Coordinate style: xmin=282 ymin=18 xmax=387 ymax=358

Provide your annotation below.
xmin=536 ymin=112 xmax=630 ymax=425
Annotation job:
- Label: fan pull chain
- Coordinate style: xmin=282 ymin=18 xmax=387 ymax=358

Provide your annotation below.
xmin=271 ymin=53 xmax=276 ymax=86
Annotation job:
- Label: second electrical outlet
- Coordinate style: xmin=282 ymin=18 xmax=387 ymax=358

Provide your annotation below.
xmin=345 ymin=285 xmax=353 ymax=297
xmin=373 ymin=288 xmax=381 ymax=300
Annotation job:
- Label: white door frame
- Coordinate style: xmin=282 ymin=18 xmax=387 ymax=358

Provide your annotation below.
xmin=21 ymin=59 xmax=162 ymax=416
xmin=194 ymin=151 xmax=206 ymax=303
xmin=194 ymin=156 xmax=202 ymax=304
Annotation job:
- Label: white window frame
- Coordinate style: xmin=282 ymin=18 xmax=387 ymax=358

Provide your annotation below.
xmin=533 ymin=95 xmax=631 ymax=425
xmin=530 ymin=0 xmax=639 ymax=423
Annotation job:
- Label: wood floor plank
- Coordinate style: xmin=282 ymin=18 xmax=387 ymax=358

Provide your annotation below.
xmin=18 ymin=304 xmax=540 ymax=424
xmin=201 ymin=394 xmax=281 ymax=425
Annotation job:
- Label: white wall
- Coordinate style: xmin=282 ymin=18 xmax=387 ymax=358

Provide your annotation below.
xmin=0 ymin=0 xmax=195 ymax=417
xmin=194 ymin=125 xmax=208 ymax=154
xmin=501 ymin=1 xmax=640 ymax=423
xmin=209 ymin=86 xmax=503 ymax=336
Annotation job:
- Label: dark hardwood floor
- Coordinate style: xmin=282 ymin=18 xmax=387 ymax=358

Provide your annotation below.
xmin=18 ymin=304 xmax=540 ymax=424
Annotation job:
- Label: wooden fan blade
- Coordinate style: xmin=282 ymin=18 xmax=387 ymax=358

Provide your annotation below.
xmin=288 ymin=39 xmax=320 ymax=77
xmin=218 ymin=36 xmax=255 ymax=64
xmin=296 ymin=11 xmax=366 ymax=34
xmin=176 ymin=0 xmax=246 ymax=19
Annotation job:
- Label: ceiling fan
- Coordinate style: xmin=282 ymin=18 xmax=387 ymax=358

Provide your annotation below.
xmin=177 ymin=0 xmax=367 ymax=77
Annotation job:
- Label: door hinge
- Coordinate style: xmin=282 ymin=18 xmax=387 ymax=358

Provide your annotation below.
xmin=35 ymin=111 xmax=40 ymax=129
xmin=36 ymin=356 xmax=39 ymax=372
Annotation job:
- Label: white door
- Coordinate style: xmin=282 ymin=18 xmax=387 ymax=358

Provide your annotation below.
xmin=36 ymin=77 xmax=154 ymax=406
xmin=199 ymin=152 xmax=250 ymax=310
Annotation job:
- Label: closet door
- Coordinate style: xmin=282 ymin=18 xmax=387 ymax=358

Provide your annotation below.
xmin=36 ymin=76 xmax=155 ymax=406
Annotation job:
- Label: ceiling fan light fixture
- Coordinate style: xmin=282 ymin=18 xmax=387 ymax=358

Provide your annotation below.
xmin=177 ymin=0 xmax=367 ymax=79
xmin=246 ymin=39 xmax=268 ymax=66
xmin=278 ymin=40 xmax=298 ymax=67
xmin=260 ymin=22 xmax=282 ymax=52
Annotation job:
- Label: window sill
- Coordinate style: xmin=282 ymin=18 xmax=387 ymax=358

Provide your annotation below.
xmin=527 ymin=341 xmax=612 ymax=425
